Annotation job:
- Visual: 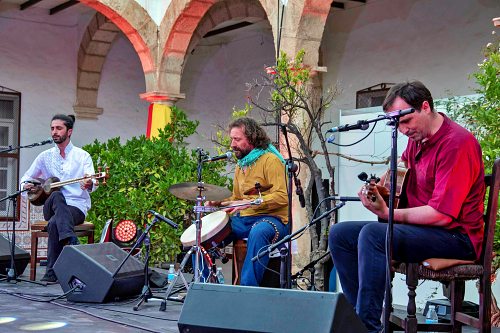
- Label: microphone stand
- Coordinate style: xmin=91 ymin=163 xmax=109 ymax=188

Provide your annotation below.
xmin=0 ymin=139 xmax=52 ymax=284
xmin=280 ymin=124 xmax=302 ymax=289
xmin=326 ymin=108 xmax=414 ymax=333
xmin=0 ymin=140 xmax=52 ymax=154
xmin=291 ymin=250 xmax=330 ymax=291
xmin=252 ymin=201 xmax=346 ymax=286
xmin=0 ymin=189 xmax=44 ymax=285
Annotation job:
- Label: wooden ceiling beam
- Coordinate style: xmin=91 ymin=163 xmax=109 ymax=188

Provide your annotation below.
xmin=50 ymin=0 xmax=79 ymax=15
xmin=20 ymin=0 xmax=43 ymax=11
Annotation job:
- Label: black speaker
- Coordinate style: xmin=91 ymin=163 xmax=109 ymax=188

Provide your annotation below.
xmin=0 ymin=234 xmax=30 ymax=276
xmin=53 ymin=242 xmax=144 ymax=303
xmin=178 ymin=283 xmax=368 ymax=333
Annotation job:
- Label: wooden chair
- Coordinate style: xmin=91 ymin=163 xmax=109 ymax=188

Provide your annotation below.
xmin=30 ymin=221 xmax=95 ymax=281
xmin=389 ymin=158 xmax=500 ymax=333
xmin=232 ymin=239 xmax=282 ymax=287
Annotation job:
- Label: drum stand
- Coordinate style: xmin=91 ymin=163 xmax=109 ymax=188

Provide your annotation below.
xmin=161 ymin=149 xmax=213 ymax=310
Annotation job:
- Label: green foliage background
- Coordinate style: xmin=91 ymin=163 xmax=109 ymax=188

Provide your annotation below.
xmin=83 ymin=107 xmax=231 ymax=264
xmin=443 ymin=34 xmax=500 ymax=269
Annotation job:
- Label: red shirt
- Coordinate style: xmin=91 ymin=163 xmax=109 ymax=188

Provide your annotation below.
xmin=402 ymin=114 xmax=485 ymax=259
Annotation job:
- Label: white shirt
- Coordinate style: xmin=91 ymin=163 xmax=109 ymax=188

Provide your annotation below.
xmin=20 ymin=142 xmax=95 ymax=216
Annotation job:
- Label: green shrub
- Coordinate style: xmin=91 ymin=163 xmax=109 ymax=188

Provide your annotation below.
xmin=84 ymin=106 xmax=231 ymax=264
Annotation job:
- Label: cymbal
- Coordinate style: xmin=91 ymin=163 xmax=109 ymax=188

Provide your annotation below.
xmin=169 ymin=182 xmax=231 ymax=201
xmin=243 ymin=184 xmax=273 ymax=196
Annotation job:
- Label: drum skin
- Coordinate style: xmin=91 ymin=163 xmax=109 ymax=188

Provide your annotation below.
xmin=180 ymin=211 xmax=231 ymax=249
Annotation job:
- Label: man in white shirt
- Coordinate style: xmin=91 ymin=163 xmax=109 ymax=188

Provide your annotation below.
xmin=21 ymin=114 xmax=95 ymax=283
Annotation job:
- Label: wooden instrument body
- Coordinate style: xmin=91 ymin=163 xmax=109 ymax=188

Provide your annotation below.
xmin=27 ymin=168 xmax=108 ymax=206
xmin=28 ymin=177 xmax=61 ymax=206
xmin=367 ymin=166 xmax=408 ymax=209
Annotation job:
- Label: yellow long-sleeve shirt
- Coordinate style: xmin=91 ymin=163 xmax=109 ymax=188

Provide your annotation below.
xmin=228 ymin=152 xmax=289 ymax=223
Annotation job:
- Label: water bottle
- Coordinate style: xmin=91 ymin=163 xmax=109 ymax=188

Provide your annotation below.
xmin=425 ymin=305 xmax=439 ymax=324
xmin=216 ymin=267 xmax=225 ymax=284
xmin=167 ymin=264 xmax=176 ymax=283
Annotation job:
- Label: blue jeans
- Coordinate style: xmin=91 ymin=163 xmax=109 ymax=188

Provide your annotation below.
xmin=328 ymin=221 xmax=476 ymax=333
xmin=227 ymin=215 xmax=288 ymax=286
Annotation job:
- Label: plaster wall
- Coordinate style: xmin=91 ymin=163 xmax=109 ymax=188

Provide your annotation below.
xmin=177 ymin=21 xmax=276 ymax=155
xmin=322 ymin=0 xmax=498 ymax=114
xmin=0 ymin=11 xmax=148 ymax=175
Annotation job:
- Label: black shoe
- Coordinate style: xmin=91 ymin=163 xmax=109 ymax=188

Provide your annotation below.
xmin=62 ymin=236 xmax=80 ymax=246
xmin=40 ymin=271 xmax=58 ymax=284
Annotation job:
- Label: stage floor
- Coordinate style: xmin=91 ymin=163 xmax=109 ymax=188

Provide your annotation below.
xmin=0 ymin=264 xmax=498 ymax=333
xmin=0 ymin=265 xmax=182 ymax=333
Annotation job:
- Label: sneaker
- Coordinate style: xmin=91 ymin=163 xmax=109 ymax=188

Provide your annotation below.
xmin=40 ymin=271 xmax=58 ymax=284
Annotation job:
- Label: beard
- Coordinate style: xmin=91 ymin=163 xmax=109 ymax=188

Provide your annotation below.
xmin=52 ymin=133 xmax=67 ymax=144
xmin=233 ymin=147 xmax=253 ymax=159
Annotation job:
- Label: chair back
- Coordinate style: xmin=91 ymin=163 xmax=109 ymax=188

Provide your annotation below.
xmin=480 ymin=158 xmax=500 ymax=278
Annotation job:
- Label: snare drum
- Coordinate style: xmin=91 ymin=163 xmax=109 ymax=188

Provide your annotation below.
xmin=180 ymin=211 xmax=231 ymax=249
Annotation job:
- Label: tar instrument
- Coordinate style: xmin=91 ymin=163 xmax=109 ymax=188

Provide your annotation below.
xmin=28 ymin=167 xmax=109 ymax=206
xmin=363 ymin=166 xmax=408 ymax=208
xmin=180 ymin=211 xmax=231 ymax=250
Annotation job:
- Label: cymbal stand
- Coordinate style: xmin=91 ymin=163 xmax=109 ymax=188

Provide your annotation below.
xmin=160 ymin=148 xmax=210 ymax=311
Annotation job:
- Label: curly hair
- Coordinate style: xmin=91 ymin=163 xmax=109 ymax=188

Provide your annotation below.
xmin=228 ymin=117 xmax=270 ymax=149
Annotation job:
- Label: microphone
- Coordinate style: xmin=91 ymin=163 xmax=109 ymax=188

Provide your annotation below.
xmin=203 ymin=151 xmax=232 ymax=162
xmin=326 ymin=120 xmax=369 ymax=133
xmin=147 ymin=210 xmax=178 ymax=229
xmin=33 ymin=139 xmax=53 ymax=146
xmin=385 ymin=108 xmax=414 ymax=118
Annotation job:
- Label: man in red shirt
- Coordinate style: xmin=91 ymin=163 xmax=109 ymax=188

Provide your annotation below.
xmin=329 ymin=81 xmax=485 ymax=333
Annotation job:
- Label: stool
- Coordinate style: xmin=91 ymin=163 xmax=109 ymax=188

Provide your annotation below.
xmin=232 ymin=239 xmax=282 ymax=287
xmin=30 ymin=221 xmax=95 ymax=281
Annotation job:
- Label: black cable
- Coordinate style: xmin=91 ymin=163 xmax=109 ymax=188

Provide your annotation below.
xmin=327 ymin=121 xmax=378 ymax=147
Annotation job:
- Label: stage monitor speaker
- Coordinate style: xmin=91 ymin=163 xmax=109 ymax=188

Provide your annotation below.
xmin=0 ymin=234 xmax=30 ymax=276
xmin=53 ymin=242 xmax=144 ymax=303
xmin=178 ymin=283 xmax=368 ymax=333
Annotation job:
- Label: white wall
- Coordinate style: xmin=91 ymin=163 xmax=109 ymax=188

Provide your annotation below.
xmin=321 ymin=0 xmax=498 ymax=114
xmin=0 ymin=8 xmax=148 ymax=175
xmin=177 ymin=20 xmax=276 ymax=155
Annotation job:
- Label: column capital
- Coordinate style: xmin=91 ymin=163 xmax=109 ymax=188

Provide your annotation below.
xmin=139 ymin=91 xmax=186 ymax=105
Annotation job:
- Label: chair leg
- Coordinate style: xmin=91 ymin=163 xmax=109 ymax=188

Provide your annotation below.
xmin=479 ymin=273 xmax=492 ymax=333
xmin=450 ymin=280 xmax=465 ymax=333
xmin=30 ymin=232 xmax=39 ymax=281
xmin=405 ymin=263 xmax=419 ymax=333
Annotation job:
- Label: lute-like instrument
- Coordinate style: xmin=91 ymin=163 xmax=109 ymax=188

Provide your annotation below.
xmin=362 ymin=166 xmax=408 ymax=209
xmin=28 ymin=166 xmax=109 ymax=206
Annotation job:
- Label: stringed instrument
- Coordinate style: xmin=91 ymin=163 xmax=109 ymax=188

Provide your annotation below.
xmin=28 ymin=166 xmax=109 ymax=206
xmin=364 ymin=166 xmax=408 ymax=209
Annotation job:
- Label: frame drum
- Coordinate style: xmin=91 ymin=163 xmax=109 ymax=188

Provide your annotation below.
xmin=180 ymin=211 xmax=231 ymax=249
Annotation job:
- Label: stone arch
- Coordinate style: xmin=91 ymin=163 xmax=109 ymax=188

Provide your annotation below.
xmin=287 ymin=0 xmax=331 ymax=67
xmin=158 ymin=0 xmax=269 ymax=97
xmin=79 ymin=0 xmax=157 ymax=87
xmin=73 ymin=12 xmax=120 ymax=119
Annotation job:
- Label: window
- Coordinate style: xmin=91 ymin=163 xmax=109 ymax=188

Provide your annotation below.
xmin=0 ymin=87 xmax=21 ymax=222
xmin=356 ymin=83 xmax=394 ymax=109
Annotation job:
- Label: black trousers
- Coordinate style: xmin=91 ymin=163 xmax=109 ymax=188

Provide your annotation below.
xmin=43 ymin=191 xmax=85 ymax=271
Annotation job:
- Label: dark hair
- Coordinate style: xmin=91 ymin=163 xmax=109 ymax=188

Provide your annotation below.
xmin=382 ymin=81 xmax=434 ymax=112
xmin=51 ymin=114 xmax=75 ymax=130
xmin=228 ymin=117 xmax=270 ymax=149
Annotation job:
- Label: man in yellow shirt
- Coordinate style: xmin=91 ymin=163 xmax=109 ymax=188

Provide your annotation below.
xmin=209 ymin=117 xmax=289 ymax=286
